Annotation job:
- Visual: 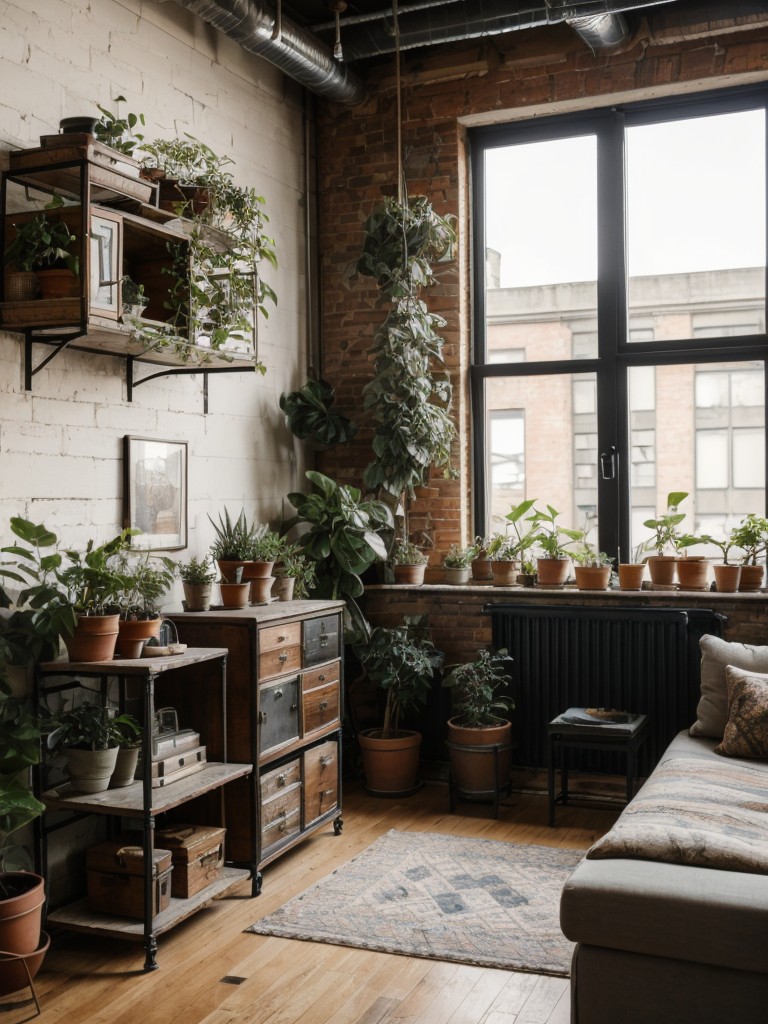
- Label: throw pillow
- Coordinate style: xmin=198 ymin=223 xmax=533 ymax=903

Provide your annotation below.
xmin=689 ymin=635 xmax=768 ymax=740
xmin=715 ymin=666 xmax=768 ymax=760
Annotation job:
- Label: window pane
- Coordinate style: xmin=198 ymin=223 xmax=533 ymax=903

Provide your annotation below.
xmin=628 ymin=361 xmax=765 ymax=555
xmin=626 ymin=109 xmax=766 ymax=344
xmin=485 ymin=136 xmax=597 ymax=361
xmin=484 ymin=373 xmax=597 ymax=534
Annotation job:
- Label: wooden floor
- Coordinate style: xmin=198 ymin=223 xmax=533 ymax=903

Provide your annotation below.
xmin=15 ymin=779 xmax=620 ymax=1024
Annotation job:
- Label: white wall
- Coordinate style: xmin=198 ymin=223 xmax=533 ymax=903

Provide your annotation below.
xmin=0 ymin=0 xmax=310 ymax=603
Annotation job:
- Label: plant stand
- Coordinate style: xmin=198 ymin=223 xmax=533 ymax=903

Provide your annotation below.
xmin=0 ymin=932 xmax=49 ymax=1019
xmin=446 ymin=737 xmax=517 ymax=819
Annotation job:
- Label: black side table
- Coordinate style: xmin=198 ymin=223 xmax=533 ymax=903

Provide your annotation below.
xmin=547 ymin=709 xmax=650 ymax=826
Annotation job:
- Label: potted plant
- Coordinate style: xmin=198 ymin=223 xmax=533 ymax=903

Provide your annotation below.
xmin=94 ymin=96 xmax=145 ymax=157
xmin=279 ymin=378 xmax=358 ymax=448
xmin=352 ymin=616 xmax=443 ymax=795
xmin=486 ymin=534 xmax=519 ymax=586
xmin=700 ymin=531 xmax=742 ymax=593
xmin=47 ymin=701 xmax=140 ymax=794
xmin=4 ymin=199 xmax=80 ymax=301
xmin=208 ymin=508 xmax=258 ymax=583
xmin=286 ymin=471 xmax=393 ymax=641
xmin=242 ymin=526 xmax=282 ymax=603
xmin=271 ymin=544 xmax=317 ymax=602
xmin=674 ymin=533 xmax=710 ymax=591
xmin=443 ymin=648 xmax=514 ymax=796
xmin=389 ymin=539 xmax=428 ymax=586
xmin=641 ymin=491 xmax=689 ymax=586
xmin=443 ymin=543 xmax=473 ymax=585
xmin=1 ymin=517 xmax=133 ymax=663
xmin=110 ymin=715 xmax=142 ymax=789
xmin=177 ymin=557 xmax=217 ymax=611
xmin=729 ymin=514 xmax=768 ymax=592
xmin=469 ymin=536 xmax=492 ymax=582
xmin=618 ymin=543 xmax=647 ymax=591
xmin=114 ymin=550 xmax=175 ymax=657
xmin=121 ymin=275 xmax=148 ymax=318
xmin=528 ymin=504 xmax=583 ymax=586
xmin=572 ymin=544 xmax=614 ymax=591
xmin=217 ymin=565 xmax=250 ymax=609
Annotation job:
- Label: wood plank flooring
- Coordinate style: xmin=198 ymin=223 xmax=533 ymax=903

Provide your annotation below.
xmin=14 ymin=780 xmax=620 ymax=1024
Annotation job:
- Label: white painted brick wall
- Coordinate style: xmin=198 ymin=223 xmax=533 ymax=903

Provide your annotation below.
xmin=0 ymin=0 xmax=310 ymax=578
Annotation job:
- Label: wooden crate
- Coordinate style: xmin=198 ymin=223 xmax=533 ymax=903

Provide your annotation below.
xmin=154 ymin=825 xmax=226 ymax=899
xmin=86 ymin=838 xmax=172 ymax=919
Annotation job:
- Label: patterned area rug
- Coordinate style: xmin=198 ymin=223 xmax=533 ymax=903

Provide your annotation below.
xmin=246 ymin=829 xmax=583 ymax=976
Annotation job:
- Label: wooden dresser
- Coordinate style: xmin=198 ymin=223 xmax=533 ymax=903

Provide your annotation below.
xmin=169 ymin=600 xmax=344 ymax=892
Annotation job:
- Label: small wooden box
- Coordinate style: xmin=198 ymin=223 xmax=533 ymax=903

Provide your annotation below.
xmin=86 ymin=838 xmax=173 ymax=919
xmin=154 ymin=825 xmax=226 ymax=899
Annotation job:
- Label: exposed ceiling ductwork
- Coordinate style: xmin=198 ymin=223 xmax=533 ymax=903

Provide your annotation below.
xmin=168 ymin=1 xmax=712 ymax=105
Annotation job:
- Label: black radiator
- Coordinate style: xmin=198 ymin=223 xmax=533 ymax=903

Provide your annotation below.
xmin=488 ymin=604 xmax=725 ymax=775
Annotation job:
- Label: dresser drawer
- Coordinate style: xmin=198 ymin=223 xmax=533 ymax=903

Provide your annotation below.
xmin=303 ymin=740 xmax=339 ymax=824
xmin=303 ymin=615 xmax=341 ymax=667
xmin=302 ymin=661 xmax=340 ymax=693
xmin=258 ymin=676 xmax=299 ymax=755
xmin=260 ymin=621 xmax=302 ymax=652
xmin=302 ymin=681 xmax=340 ymax=736
xmin=261 ymin=777 xmax=301 ymax=827
xmin=261 ymin=806 xmax=300 ymax=853
xmin=258 ymin=644 xmax=302 ymax=681
xmin=260 ymin=757 xmax=301 ymax=801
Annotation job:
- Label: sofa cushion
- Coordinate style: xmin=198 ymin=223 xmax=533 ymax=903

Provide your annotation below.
xmin=689 ymin=636 xmax=768 ymax=739
xmin=715 ymin=667 xmax=768 ymax=760
xmin=586 ymin=755 xmax=768 ymax=874
xmin=561 ymin=857 xmax=768 ymax=974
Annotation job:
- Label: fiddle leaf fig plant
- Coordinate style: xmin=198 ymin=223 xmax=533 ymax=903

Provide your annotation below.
xmin=279 ymin=378 xmax=358 ymax=447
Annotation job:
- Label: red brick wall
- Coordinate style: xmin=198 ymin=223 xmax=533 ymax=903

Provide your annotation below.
xmin=316 ymin=14 xmax=768 ymax=561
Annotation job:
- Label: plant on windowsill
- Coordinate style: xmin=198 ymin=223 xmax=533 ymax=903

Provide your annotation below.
xmin=442 ymin=543 xmax=473 ymax=585
xmin=699 ymin=531 xmax=744 ymax=593
xmin=352 ymin=615 xmax=444 ymax=795
xmin=468 ymin=536 xmax=493 ymax=581
xmin=389 ymin=538 xmax=428 ymax=586
xmin=528 ymin=504 xmax=584 ymax=587
xmin=443 ymin=647 xmax=514 ymax=796
xmin=729 ymin=514 xmax=768 ymax=592
xmin=641 ymin=491 xmax=689 ymax=586
xmin=572 ymin=543 xmax=614 ymax=591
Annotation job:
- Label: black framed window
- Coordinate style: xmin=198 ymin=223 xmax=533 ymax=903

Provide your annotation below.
xmin=471 ymin=85 xmax=767 ymax=562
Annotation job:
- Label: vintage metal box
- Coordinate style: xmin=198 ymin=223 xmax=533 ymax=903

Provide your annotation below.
xmin=86 ymin=838 xmax=173 ymax=919
xmin=154 ymin=825 xmax=226 ymax=898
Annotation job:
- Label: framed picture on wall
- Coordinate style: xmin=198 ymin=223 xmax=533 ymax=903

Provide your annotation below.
xmin=123 ymin=436 xmax=188 ymax=550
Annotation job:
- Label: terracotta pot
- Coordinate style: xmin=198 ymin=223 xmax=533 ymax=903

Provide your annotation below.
xmin=271 ymin=576 xmax=296 ymax=602
xmin=446 ymin=718 xmax=512 ymax=795
xmin=0 ymin=930 xmax=49 ymax=998
xmin=713 ymin=563 xmax=742 ymax=593
xmin=110 ymin=746 xmax=139 ymax=788
xmin=393 ymin=563 xmax=426 ymax=585
xmin=116 ymin=616 xmax=161 ymax=657
xmin=63 ymin=613 xmax=120 ymax=663
xmin=739 ymin=565 xmax=765 ymax=592
xmin=444 ymin=566 xmax=470 ymax=585
xmin=471 ymin=556 xmax=493 ymax=581
xmin=216 ymin=559 xmax=247 ymax=583
xmin=618 ymin=563 xmax=645 ymax=591
xmin=574 ymin=565 xmax=611 ymax=591
xmin=64 ymin=746 xmax=119 ymax=794
xmin=646 ymin=555 xmax=677 ymax=587
xmin=675 ymin=557 xmax=710 ymax=591
xmin=0 ymin=873 xmax=46 ymax=960
xmin=249 ymin=576 xmax=275 ymax=604
xmin=491 ymin=560 xmax=518 ymax=586
xmin=536 ymin=557 xmax=570 ymax=586
xmin=219 ymin=582 xmax=250 ymax=608
xmin=358 ymin=729 xmax=421 ymax=795
xmin=35 ymin=267 xmax=79 ymax=299
xmin=182 ymin=582 xmax=212 ymax=611
xmin=4 ymin=270 xmax=38 ymax=301
xmin=242 ymin=560 xmax=275 ymax=581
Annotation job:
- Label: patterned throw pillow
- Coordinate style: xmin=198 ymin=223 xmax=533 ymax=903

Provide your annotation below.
xmin=690 ymin=635 xmax=768 ymax=740
xmin=715 ymin=666 xmax=768 ymax=760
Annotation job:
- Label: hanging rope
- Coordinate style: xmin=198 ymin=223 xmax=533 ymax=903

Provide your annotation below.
xmin=393 ymin=0 xmax=404 ymax=205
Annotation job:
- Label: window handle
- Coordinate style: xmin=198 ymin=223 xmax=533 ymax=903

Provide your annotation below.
xmin=600 ymin=446 xmax=617 ymax=481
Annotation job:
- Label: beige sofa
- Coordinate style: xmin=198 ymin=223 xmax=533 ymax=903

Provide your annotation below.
xmin=560 ymin=637 xmax=768 ymax=1024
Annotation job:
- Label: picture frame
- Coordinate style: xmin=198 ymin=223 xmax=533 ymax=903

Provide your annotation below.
xmin=123 ymin=436 xmax=188 ymax=550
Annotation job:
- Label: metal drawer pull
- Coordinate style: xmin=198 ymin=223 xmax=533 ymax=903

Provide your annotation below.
xmin=277 ymin=772 xmax=287 ymax=787
xmin=259 ymin=712 xmax=267 ymax=724
xmin=319 ymin=700 xmax=328 ymax=712
xmin=277 ymin=634 xmax=287 ymax=642
xmin=322 ymin=788 xmax=334 ymax=796
xmin=319 ymin=755 xmax=333 ymax=767
xmin=274 ymin=688 xmax=283 ymax=698
xmin=318 ymin=673 xmax=326 ymax=682
xmin=290 ymin=702 xmax=298 ymax=712
xmin=277 ymin=807 xmax=287 ymax=818
xmin=278 ymin=653 xmax=288 ymax=663
xmin=319 ymin=640 xmax=328 ymax=648
xmin=278 ymin=821 xmax=287 ymax=833
xmin=318 ymin=633 xmax=328 ymax=642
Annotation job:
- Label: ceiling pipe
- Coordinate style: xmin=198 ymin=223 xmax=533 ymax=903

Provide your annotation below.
xmin=332 ymin=1 xmax=675 ymax=61
xmin=171 ymin=0 xmax=367 ymax=105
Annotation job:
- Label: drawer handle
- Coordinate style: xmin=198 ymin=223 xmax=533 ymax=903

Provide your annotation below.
xmin=277 ymin=821 xmax=288 ymax=833
xmin=290 ymin=702 xmax=298 ymax=712
xmin=259 ymin=711 xmax=267 ymax=724
xmin=319 ymin=640 xmax=328 ymax=648
xmin=317 ymin=673 xmax=326 ymax=682
xmin=277 ymin=634 xmax=287 ymax=642
xmin=277 ymin=807 xmax=287 ymax=818
xmin=319 ymin=700 xmax=328 ymax=712
xmin=277 ymin=772 xmax=287 ymax=787
xmin=319 ymin=755 xmax=333 ymax=767
xmin=278 ymin=653 xmax=288 ymax=663
xmin=318 ymin=633 xmax=328 ymax=642
xmin=322 ymin=788 xmax=334 ymax=796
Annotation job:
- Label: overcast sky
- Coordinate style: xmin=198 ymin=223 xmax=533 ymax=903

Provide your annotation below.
xmin=485 ymin=108 xmax=766 ymax=289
